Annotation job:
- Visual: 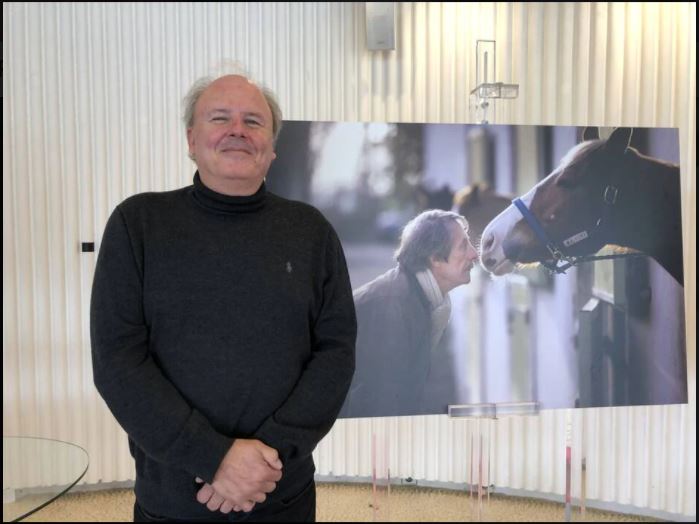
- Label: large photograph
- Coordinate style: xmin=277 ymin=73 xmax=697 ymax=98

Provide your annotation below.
xmin=267 ymin=122 xmax=687 ymax=418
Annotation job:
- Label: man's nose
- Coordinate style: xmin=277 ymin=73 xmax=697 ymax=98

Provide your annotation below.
xmin=468 ymin=245 xmax=479 ymax=260
xmin=227 ymin=117 xmax=247 ymax=136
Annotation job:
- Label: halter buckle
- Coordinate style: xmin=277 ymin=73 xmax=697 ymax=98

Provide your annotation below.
xmin=547 ymin=244 xmax=564 ymax=261
xmin=603 ymin=185 xmax=619 ymax=205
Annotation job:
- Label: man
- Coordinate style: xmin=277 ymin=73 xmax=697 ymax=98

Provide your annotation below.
xmin=90 ymin=73 xmax=356 ymax=522
xmin=340 ymin=210 xmax=478 ymax=418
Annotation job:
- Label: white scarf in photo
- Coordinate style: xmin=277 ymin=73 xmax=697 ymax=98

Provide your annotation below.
xmin=415 ymin=269 xmax=452 ymax=351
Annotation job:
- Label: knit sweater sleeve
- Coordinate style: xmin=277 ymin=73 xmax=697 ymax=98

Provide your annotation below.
xmin=253 ymin=225 xmax=357 ymax=464
xmin=90 ymin=205 xmax=234 ymax=483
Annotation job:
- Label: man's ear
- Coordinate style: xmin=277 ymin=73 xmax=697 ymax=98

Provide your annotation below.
xmin=186 ymin=128 xmax=195 ymax=155
xmin=428 ymin=256 xmax=438 ymax=270
xmin=429 ymin=255 xmax=445 ymax=270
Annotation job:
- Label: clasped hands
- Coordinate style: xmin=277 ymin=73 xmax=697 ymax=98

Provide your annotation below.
xmin=195 ymin=438 xmax=283 ymax=514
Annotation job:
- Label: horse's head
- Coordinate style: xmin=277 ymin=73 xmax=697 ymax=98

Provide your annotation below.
xmin=480 ymin=127 xmax=633 ymax=275
xmin=416 ymin=184 xmax=455 ymax=211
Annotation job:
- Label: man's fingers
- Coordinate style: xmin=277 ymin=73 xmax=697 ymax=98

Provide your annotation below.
xmin=261 ymin=468 xmax=282 ymax=483
xmin=205 ymin=439 xmax=281 ymax=512
xmin=261 ymin=481 xmax=277 ymax=493
xmin=206 ymin=492 xmax=224 ymax=512
xmin=259 ymin=445 xmax=283 ymax=470
xmin=251 ymin=492 xmax=267 ymax=504
xmin=196 ymin=484 xmax=214 ymax=504
xmin=220 ymin=500 xmax=235 ymax=514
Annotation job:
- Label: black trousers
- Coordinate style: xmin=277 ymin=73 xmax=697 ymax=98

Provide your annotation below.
xmin=133 ymin=481 xmax=316 ymax=523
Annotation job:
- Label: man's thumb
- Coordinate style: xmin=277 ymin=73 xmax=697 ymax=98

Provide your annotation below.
xmin=260 ymin=446 xmax=283 ymax=470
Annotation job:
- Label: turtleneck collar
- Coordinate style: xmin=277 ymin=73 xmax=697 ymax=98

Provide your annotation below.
xmin=191 ymin=172 xmax=267 ymax=214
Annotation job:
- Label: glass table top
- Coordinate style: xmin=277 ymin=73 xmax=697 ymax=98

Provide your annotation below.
xmin=3 ymin=436 xmax=89 ymax=522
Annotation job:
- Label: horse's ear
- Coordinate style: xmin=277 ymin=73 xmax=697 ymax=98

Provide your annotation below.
xmin=471 ymin=184 xmax=480 ymax=201
xmin=582 ymin=127 xmax=600 ymax=141
xmin=607 ymin=127 xmax=633 ymax=152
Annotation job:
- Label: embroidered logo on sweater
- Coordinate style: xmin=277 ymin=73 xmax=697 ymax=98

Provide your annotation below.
xmin=286 ymin=262 xmax=293 ymax=273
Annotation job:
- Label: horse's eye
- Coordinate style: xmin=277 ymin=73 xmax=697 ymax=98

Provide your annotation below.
xmin=547 ymin=213 xmax=556 ymax=222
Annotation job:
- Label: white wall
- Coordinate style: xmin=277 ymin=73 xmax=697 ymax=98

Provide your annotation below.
xmin=3 ymin=2 xmax=695 ymax=517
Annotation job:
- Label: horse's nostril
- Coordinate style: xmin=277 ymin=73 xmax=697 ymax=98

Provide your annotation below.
xmin=484 ymin=258 xmax=496 ymax=269
xmin=483 ymin=234 xmax=494 ymax=251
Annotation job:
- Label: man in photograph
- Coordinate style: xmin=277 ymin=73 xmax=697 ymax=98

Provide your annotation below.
xmin=340 ymin=210 xmax=478 ymax=418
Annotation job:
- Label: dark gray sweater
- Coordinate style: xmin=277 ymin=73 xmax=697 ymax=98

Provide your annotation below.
xmin=90 ymin=173 xmax=356 ymax=518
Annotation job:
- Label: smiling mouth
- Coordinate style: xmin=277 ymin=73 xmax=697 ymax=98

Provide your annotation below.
xmin=221 ymin=148 xmax=252 ymax=155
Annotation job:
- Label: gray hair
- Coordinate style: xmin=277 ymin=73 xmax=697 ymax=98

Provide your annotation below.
xmin=181 ymin=74 xmax=283 ymax=145
xmin=395 ymin=210 xmax=468 ymax=273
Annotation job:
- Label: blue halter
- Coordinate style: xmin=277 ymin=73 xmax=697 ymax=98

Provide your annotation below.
xmin=511 ymin=184 xmax=641 ymax=275
xmin=512 ymin=197 xmax=577 ymax=274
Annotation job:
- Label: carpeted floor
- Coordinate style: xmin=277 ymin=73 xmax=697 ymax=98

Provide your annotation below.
xmin=12 ymin=483 xmax=660 ymax=522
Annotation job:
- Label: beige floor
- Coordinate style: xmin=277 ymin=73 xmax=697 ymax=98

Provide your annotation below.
xmin=13 ymin=483 xmax=660 ymax=522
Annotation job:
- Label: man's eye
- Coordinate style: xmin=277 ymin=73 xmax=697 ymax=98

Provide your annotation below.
xmin=246 ymin=119 xmax=261 ymax=126
xmin=211 ymin=117 xmax=228 ymax=122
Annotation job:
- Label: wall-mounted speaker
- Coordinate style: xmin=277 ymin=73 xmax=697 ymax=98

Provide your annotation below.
xmin=366 ymin=2 xmax=396 ymax=51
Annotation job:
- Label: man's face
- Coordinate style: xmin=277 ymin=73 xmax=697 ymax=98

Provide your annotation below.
xmin=187 ymin=75 xmax=276 ymax=193
xmin=431 ymin=221 xmax=479 ymax=292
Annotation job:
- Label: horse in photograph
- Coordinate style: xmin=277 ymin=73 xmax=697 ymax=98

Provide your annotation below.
xmin=414 ymin=183 xmax=512 ymax=242
xmin=453 ymin=183 xmax=512 ymax=246
xmin=479 ymin=127 xmax=684 ymax=286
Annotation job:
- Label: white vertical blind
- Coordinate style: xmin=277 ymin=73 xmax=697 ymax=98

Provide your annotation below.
xmin=3 ymin=2 xmax=695 ymax=517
